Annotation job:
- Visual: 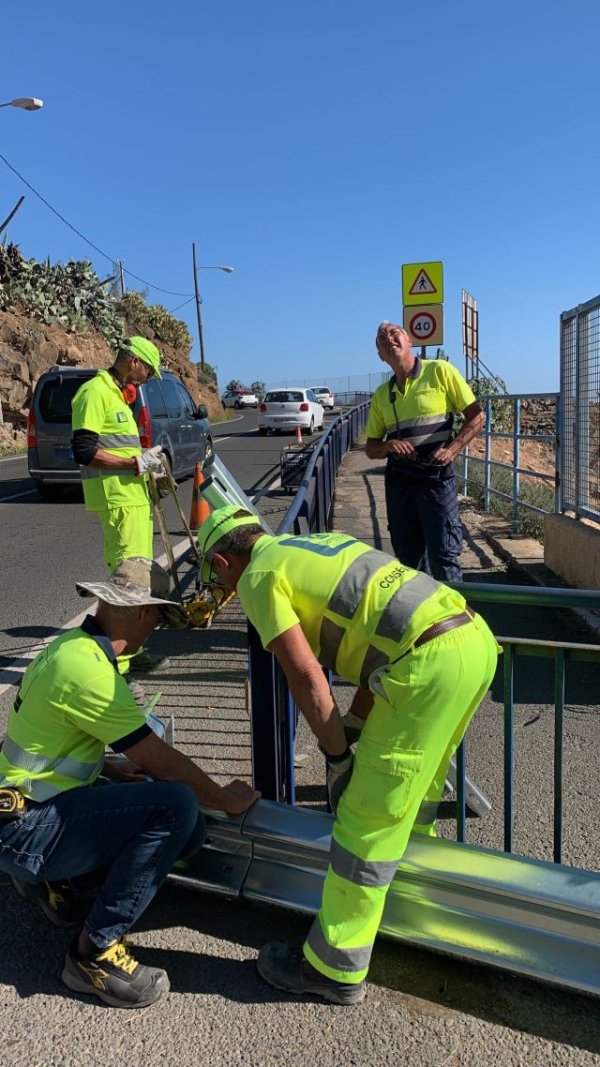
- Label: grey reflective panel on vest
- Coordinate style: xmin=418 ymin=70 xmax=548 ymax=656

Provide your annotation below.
xmin=328 ymin=550 xmax=391 ymax=619
xmin=0 ymin=738 xmax=104 ymax=798
xmin=330 ymin=839 xmax=401 ymax=888
xmin=306 ymin=918 xmax=373 ymax=972
xmin=375 ymin=572 xmax=439 ymax=641
xmin=389 ymin=412 xmax=452 ymax=433
xmin=359 ymin=646 xmax=389 ymax=688
xmin=319 ymin=617 xmax=346 ymax=669
xmin=97 ymin=434 xmax=140 ymax=449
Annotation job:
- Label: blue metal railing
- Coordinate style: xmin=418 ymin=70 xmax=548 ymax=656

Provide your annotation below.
xmin=248 ymin=403 xmax=370 ymax=804
xmin=458 ymin=392 xmax=560 ymax=535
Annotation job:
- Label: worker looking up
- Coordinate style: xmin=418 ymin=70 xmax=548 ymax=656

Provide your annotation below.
xmin=366 ymin=322 xmax=484 ymax=582
xmin=71 ymin=336 xmax=166 ymax=673
xmin=198 ymin=506 xmax=499 ymax=1006
xmin=0 ymin=558 xmax=259 ymax=1009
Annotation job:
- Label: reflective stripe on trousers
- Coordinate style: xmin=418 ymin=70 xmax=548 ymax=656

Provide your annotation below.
xmin=303 ymin=614 xmax=499 ymax=985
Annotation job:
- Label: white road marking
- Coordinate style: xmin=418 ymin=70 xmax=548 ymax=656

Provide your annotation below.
xmin=0 ymin=454 xmax=26 ymax=464
xmin=0 ymin=489 xmax=37 ymax=503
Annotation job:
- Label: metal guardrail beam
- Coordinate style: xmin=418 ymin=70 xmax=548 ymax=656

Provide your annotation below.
xmin=169 ymin=800 xmax=600 ymax=998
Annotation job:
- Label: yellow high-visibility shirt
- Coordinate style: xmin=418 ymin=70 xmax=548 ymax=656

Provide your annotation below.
xmin=237 ymin=532 xmax=468 ymax=688
xmin=71 ymin=370 xmax=148 ymax=511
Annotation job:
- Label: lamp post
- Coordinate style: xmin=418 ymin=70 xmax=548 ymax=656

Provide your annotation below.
xmin=192 ymin=243 xmax=234 ymax=371
xmin=0 ymin=97 xmax=43 ymax=111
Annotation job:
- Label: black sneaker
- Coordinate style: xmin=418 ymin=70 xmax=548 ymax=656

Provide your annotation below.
xmin=256 ymin=941 xmax=366 ymax=1005
xmin=10 ymin=877 xmax=88 ymax=928
xmin=62 ymin=938 xmax=169 ymax=1008
xmin=129 ymin=649 xmax=171 ymax=673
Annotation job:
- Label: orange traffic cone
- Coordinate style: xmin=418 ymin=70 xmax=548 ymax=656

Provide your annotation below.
xmin=189 ymin=462 xmax=211 ymax=531
xmin=295 ymin=425 xmax=303 ymax=445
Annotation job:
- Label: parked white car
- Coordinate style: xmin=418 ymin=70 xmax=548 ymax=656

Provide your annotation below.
xmin=311 ymin=386 xmax=335 ymax=410
xmin=258 ymin=388 xmax=325 ymax=435
xmin=221 ymin=389 xmax=258 ymax=409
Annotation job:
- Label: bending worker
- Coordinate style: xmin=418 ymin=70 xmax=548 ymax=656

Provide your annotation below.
xmin=366 ymin=322 xmax=484 ymax=582
xmin=0 ymin=558 xmax=259 ymax=1009
xmin=198 ymin=506 xmax=499 ymax=1006
xmin=71 ymin=336 xmax=166 ymax=672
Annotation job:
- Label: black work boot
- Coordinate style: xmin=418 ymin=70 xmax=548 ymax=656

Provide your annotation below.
xmin=10 ymin=877 xmax=88 ymax=928
xmin=62 ymin=938 xmax=169 ymax=1008
xmin=128 ymin=649 xmax=171 ymax=673
xmin=257 ymin=942 xmax=366 ymax=1005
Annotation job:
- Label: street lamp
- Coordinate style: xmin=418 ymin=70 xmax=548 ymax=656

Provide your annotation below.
xmin=191 ymin=243 xmax=234 ymax=370
xmin=0 ymin=97 xmax=43 ymax=111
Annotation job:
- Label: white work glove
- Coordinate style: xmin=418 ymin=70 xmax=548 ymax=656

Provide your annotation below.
xmin=135 ymin=446 xmax=165 ymax=476
xmin=323 ymin=746 xmax=354 ymax=815
xmin=342 ymin=711 xmax=366 ymax=746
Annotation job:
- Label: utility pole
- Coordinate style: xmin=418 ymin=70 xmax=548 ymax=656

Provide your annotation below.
xmin=118 ymin=260 xmax=126 ymax=298
xmin=192 ymin=242 xmax=206 ymax=370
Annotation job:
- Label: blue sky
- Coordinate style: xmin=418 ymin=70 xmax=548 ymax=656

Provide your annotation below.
xmin=2 ymin=0 xmax=599 ymax=393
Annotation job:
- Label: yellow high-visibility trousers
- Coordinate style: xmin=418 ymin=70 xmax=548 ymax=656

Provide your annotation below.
xmin=304 ymin=613 xmax=500 ymax=984
xmin=98 ymin=503 xmax=154 ymax=573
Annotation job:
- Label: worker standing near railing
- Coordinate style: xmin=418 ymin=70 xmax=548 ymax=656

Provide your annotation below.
xmin=198 ymin=506 xmax=500 ymax=1006
xmin=366 ymin=322 xmax=484 ymax=581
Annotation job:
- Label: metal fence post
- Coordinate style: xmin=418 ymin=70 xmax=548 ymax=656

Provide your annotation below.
xmin=248 ymin=622 xmax=282 ymax=800
xmin=512 ymin=399 xmax=521 ymax=535
xmin=554 ymin=393 xmax=562 ymax=515
xmin=484 ymin=397 xmax=491 ymax=512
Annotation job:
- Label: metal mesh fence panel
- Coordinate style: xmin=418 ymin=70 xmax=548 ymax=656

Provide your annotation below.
xmin=560 ymin=297 xmax=600 ymax=520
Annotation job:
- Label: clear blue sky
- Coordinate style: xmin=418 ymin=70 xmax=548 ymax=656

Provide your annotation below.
xmin=2 ymin=0 xmax=599 ymax=393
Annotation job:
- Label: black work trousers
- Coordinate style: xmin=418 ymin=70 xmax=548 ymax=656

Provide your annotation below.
xmin=384 ymin=475 xmax=463 ymax=582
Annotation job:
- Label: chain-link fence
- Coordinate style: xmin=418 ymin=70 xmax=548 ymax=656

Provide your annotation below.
xmin=560 ymin=296 xmax=600 ymax=522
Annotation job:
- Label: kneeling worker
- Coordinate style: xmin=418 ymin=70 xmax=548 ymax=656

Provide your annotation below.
xmin=198 ymin=507 xmax=499 ymax=1006
xmin=0 ymin=558 xmax=259 ymax=1008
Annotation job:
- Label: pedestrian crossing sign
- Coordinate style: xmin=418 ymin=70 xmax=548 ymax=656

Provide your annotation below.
xmin=402 ymin=261 xmax=444 ymax=305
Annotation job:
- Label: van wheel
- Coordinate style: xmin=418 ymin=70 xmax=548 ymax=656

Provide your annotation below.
xmin=258 ymin=427 xmax=268 ymax=436
xmin=204 ymin=435 xmax=214 ymax=460
xmin=35 ymin=481 xmax=64 ymax=501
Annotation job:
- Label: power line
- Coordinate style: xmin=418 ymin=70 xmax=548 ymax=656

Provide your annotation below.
xmin=169 ymin=295 xmax=195 ymax=313
xmin=0 ymin=151 xmax=194 ymax=298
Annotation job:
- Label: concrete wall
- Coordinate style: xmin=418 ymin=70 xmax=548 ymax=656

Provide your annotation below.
xmin=545 ymin=514 xmax=600 ymax=589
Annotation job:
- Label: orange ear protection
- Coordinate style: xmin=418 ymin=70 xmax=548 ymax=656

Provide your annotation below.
xmin=122 ymin=383 xmax=137 ymax=404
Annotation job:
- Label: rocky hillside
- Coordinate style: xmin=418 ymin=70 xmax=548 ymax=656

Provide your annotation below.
xmin=0 ymin=308 xmax=221 ymax=451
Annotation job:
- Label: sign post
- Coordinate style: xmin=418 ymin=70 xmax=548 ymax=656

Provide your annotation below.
xmin=462 ymin=289 xmax=479 ymax=380
xmin=402 ymin=260 xmax=444 ymax=357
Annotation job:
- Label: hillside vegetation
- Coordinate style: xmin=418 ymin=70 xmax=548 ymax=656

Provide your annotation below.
xmin=0 ymin=243 xmax=221 ymax=450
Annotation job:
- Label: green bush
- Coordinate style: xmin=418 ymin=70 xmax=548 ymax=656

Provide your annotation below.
xmin=459 ymin=457 xmax=554 ymax=540
xmin=197 ymin=362 xmax=217 ymax=387
xmin=116 ymin=291 xmax=192 ymax=355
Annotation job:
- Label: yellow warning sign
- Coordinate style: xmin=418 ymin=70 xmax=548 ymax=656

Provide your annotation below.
xmin=403 ymin=304 xmax=444 ymax=346
xmin=402 ymin=261 xmax=444 ymax=305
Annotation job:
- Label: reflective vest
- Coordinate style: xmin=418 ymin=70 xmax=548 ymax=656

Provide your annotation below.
xmin=365 ymin=360 xmax=475 ymax=481
xmin=237 ymin=533 xmax=468 ymax=687
xmin=0 ymin=617 xmax=147 ymax=801
xmin=71 ymin=370 xmax=148 ymax=511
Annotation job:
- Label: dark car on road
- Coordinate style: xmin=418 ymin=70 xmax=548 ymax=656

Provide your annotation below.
xmin=27 ymin=366 xmax=212 ymax=499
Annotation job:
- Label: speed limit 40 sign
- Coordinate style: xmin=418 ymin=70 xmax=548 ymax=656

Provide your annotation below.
xmin=403 ymin=303 xmax=443 ymax=346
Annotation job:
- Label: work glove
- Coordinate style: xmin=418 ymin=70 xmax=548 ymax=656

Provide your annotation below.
xmin=342 ymin=711 xmax=366 ymax=746
xmin=323 ymin=746 xmax=354 ymax=815
xmin=135 ymin=446 xmax=165 ymax=476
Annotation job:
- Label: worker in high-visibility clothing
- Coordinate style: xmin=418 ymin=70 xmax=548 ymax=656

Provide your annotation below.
xmin=71 ymin=336 xmax=167 ymax=672
xmin=366 ymin=321 xmax=484 ymax=582
xmin=0 ymin=557 xmax=259 ymax=1009
xmin=198 ymin=506 xmax=500 ymax=1006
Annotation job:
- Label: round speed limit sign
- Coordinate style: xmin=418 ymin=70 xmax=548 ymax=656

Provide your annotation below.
xmin=403 ymin=303 xmax=443 ymax=345
xmin=409 ymin=311 xmax=435 ymax=340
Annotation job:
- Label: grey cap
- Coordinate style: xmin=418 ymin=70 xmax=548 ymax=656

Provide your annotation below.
xmin=76 ymin=557 xmax=188 ymax=629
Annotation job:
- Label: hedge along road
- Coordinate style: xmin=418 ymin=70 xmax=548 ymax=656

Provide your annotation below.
xmin=0 ymin=408 xmax=327 ymax=679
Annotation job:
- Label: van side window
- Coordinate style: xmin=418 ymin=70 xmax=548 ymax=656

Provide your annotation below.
xmin=175 ymin=382 xmax=196 ymax=418
xmin=160 ymin=380 xmax=181 ymax=418
xmin=145 ymin=378 xmax=167 ymax=418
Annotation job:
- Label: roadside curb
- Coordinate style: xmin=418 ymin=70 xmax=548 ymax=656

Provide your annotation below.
xmin=469 ymin=505 xmax=600 ymax=642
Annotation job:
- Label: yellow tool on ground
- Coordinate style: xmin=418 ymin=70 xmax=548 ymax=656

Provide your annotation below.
xmin=147 ymin=456 xmax=235 ymax=629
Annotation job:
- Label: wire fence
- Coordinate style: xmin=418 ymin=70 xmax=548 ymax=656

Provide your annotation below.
xmin=560 ymin=295 xmax=600 ymax=523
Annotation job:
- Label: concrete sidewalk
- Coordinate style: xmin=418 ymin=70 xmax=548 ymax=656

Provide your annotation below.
xmin=0 ymin=444 xmax=598 ymax=1067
